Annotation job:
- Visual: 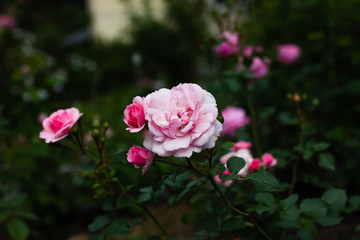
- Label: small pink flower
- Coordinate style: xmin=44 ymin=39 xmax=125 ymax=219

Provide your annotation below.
xmin=213 ymin=31 xmax=239 ymax=58
xmin=214 ymin=169 xmax=232 ymax=187
xmin=277 ymin=44 xmax=301 ymax=65
xmin=231 ymin=141 xmax=252 ymax=151
xmin=127 ymin=145 xmax=153 ymax=175
xmin=293 ymin=93 xmax=300 ymax=102
xmin=124 ymin=96 xmax=146 ymax=133
xmin=0 ymin=15 xmax=16 ymax=29
xmin=250 ymin=57 xmax=269 ymax=79
xmin=143 ymin=83 xmax=222 ymax=158
xmin=262 ymin=153 xmax=277 ymax=167
xmin=39 ymin=107 xmax=83 ymax=143
xmin=249 ymin=158 xmax=260 ymax=170
xmin=243 ymin=45 xmax=263 ymax=57
xmin=221 ymin=107 xmax=250 ymax=137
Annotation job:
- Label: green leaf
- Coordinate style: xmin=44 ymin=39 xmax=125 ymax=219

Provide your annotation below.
xmin=303 ymin=149 xmax=313 ymax=160
xmin=152 ymin=175 xmax=168 ymax=193
xmin=102 ymin=198 xmax=115 ymax=211
xmin=355 ymin=224 xmax=360 ymax=231
xmin=138 ymin=193 xmax=152 ymax=202
xmin=6 ymin=218 xmax=29 ymax=240
xmin=318 ymin=153 xmax=335 ymax=171
xmin=90 ymin=232 xmax=106 ymax=240
xmin=313 ymin=142 xmax=330 ymax=152
xmin=219 ymin=174 xmax=242 ymax=182
xmin=279 ymin=194 xmax=299 ymax=210
xmin=0 ymin=211 xmax=11 ymax=222
xmin=221 ymin=216 xmax=243 ymax=231
xmin=255 ymin=193 xmax=274 ymax=206
xmin=245 ymin=171 xmax=280 ymax=192
xmin=255 ymin=204 xmax=270 ymax=215
xmin=321 ymin=188 xmax=347 ymax=210
xmin=316 ymin=215 xmax=343 ymax=227
xmin=107 ymin=219 xmax=130 ymax=234
xmin=280 ymin=207 xmax=301 ymax=221
xmin=88 ymin=215 xmax=111 ymax=232
xmin=278 ymin=220 xmax=301 ymax=228
xmin=221 ymin=142 xmax=234 ymax=150
xmin=300 ymin=198 xmax=327 ymax=218
xmin=227 ymin=157 xmax=246 ymax=175
xmin=116 ymin=198 xmax=133 ymax=209
xmin=297 ymin=228 xmax=316 ymax=240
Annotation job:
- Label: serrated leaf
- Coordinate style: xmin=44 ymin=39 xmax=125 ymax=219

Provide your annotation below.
xmin=245 ymin=171 xmax=280 ymax=192
xmin=321 ymin=188 xmax=347 ymax=210
xmin=255 ymin=193 xmax=274 ymax=206
xmin=227 ymin=157 xmax=246 ymax=175
xmin=313 ymin=142 xmax=330 ymax=152
xmin=300 ymin=198 xmax=327 ymax=218
xmin=279 ymin=194 xmax=299 ymax=210
xmin=318 ymin=153 xmax=335 ymax=171
xmin=138 ymin=193 xmax=151 ymax=203
xmin=316 ymin=215 xmax=343 ymax=226
xmin=88 ymin=215 xmax=111 ymax=232
xmin=6 ymin=218 xmax=29 ymax=240
xmin=107 ymin=219 xmax=130 ymax=234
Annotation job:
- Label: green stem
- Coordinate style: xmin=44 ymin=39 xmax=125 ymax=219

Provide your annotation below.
xmin=157 ymin=159 xmax=187 ymax=168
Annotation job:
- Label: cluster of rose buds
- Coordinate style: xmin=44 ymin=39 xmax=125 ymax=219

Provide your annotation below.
xmin=215 ymin=141 xmax=277 ymax=186
xmin=124 ymin=83 xmax=223 ymax=174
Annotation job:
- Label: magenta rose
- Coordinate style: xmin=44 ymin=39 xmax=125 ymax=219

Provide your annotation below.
xmin=143 ymin=83 xmax=222 ymax=158
xmin=39 ymin=107 xmax=83 ymax=143
xmin=127 ymin=145 xmax=153 ymax=175
xmin=221 ymin=106 xmax=250 ymax=137
xmin=124 ymin=96 xmax=146 ymax=133
xmin=277 ymin=44 xmax=301 ymax=64
xmin=249 ymin=158 xmax=261 ymax=170
xmin=262 ymin=153 xmax=277 ymax=167
xmin=213 ymin=31 xmax=239 ymax=58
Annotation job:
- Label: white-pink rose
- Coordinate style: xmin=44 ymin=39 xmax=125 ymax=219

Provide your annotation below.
xmin=39 ymin=107 xmax=83 ymax=143
xmin=143 ymin=83 xmax=222 ymax=158
xmin=277 ymin=44 xmax=301 ymax=64
xmin=127 ymin=145 xmax=153 ymax=175
xmin=221 ymin=107 xmax=250 ymax=137
xmin=220 ymin=148 xmax=254 ymax=177
xmin=124 ymin=96 xmax=146 ymax=133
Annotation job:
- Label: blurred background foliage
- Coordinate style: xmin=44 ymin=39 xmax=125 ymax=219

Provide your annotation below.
xmin=0 ymin=0 xmax=360 ymax=239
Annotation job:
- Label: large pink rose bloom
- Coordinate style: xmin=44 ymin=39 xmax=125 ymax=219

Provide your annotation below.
xmin=39 ymin=107 xmax=83 ymax=143
xmin=277 ymin=44 xmax=301 ymax=64
xmin=143 ymin=83 xmax=222 ymax=158
xmin=221 ymin=107 xmax=250 ymax=137
xmin=124 ymin=96 xmax=146 ymax=133
xmin=127 ymin=145 xmax=153 ymax=175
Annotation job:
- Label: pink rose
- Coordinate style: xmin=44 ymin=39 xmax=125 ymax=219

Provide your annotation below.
xmin=214 ymin=169 xmax=233 ymax=187
xmin=220 ymin=149 xmax=254 ymax=177
xmin=127 ymin=145 xmax=153 ymax=175
xmin=143 ymin=83 xmax=222 ymax=158
xmin=262 ymin=153 xmax=277 ymax=167
xmin=124 ymin=96 xmax=146 ymax=133
xmin=213 ymin=31 xmax=239 ymax=58
xmin=0 ymin=15 xmax=16 ymax=29
xmin=249 ymin=158 xmax=260 ymax=170
xmin=277 ymin=44 xmax=301 ymax=64
xmin=243 ymin=45 xmax=263 ymax=57
xmin=250 ymin=57 xmax=269 ymax=79
xmin=221 ymin=107 xmax=250 ymax=137
xmin=231 ymin=141 xmax=252 ymax=151
xmin=39 ymin=107 xmax=83 ymax=143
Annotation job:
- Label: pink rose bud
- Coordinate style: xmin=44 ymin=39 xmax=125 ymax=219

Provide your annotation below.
xmin=231 ymin=141 xmax=252 ymax=151
xmin=221 ymin=107 xmax=250 ymax=137
xmin=261 ymin=153 xmax=277 ymax=167
xmin=0 ymin=15 xmax=16 ymax=29
xmin=124 ymin=96 xmax=146 ymax=133
xmin=213 ymin=31 xmax=239 ymax=58
xmin=214 ymin=169 xmax=233 ymax=187
xmin=39 ymin=107 xmax=83 ymax=143
xmin=243 ymin=45 xmax=264 ymax=57
xmin=293 ymin=93 xmax=300 ymax=102
xmin=277 ymin=44 xmax=301 ymax=65
xmin=249 ymin=158 xmax=260 ymax=170
xmin=127 ymin=145 xmax=153 ymax=175
xmin=250 ymin=57 xmax=269 ymax=79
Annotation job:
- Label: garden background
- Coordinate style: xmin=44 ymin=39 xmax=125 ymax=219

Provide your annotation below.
xmin=1 ymin=0 xmax=360 ymax=239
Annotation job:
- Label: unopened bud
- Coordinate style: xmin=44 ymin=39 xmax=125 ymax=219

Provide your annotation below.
xmin=103 ymin=122 xmax=109 ymax=129
xmin=91 ymin=129 xmax=99 ymax=138
xmin=286 ymin=93 xmax=292 ymax=99
xmin=100 ymin=137 xmax=106 ymax=143
xmin=293 ymin=93 xmax=300 ymax=102
xmin=313 ymin=98 xmax=319 ymax=106
xmin=92 ymin=118 xmax=100 ymax=128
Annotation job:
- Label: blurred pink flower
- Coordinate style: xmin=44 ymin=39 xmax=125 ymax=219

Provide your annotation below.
xmin=221 ymin=107 xmax=250 ymax=137
xmin=0 ymin=15 xmax=16 ymax=29
xmin=38 ymin=113 xmax=47 ymax=123
xmin=39 ymin=107 xmax=82 ymax=143
xmin=250 ymin=57 xmax=269 ymax=79
xmin=127 ymin=145 xmax=153 ymax=175
xmin=293 ymin=93 xmax=300 ymax=102
xmin=243 ymin=45 xmax=264 ymax=57
xmin=124 ymin=96 xmax=146 ymax=133
xmin=214 ymin=169 xmax=233 ymax=187
xmin=262 ymin=153 xmax=277 ymax=167
xmin=277 ymin=44 xmax=301 ymax=64
xmin=143 ymin=83 xmax=222 ymax=158
xmin=20 ymin=65 xmax=30 ymax=74
xmin=213 ymin=31 xmax=239 ymax=58
xmin=231 ymin=141 xmax=252 ymax=151
xmin=220 ymin=148 xmax=254 ymax=177
xmin=249 ymin=158 xmax=260 ymax=170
